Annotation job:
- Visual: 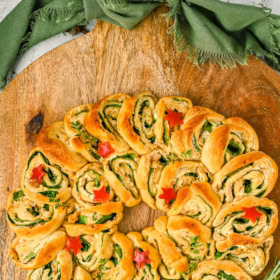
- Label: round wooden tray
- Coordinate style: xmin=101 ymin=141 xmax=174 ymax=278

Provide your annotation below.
xmin=1 ymin=6 xmax=280 ymax=280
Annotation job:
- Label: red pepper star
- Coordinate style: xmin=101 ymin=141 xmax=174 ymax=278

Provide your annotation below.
xmin=31 ymin=164 xmax=46 ymax=184
xmin=98 ymin=141 xmax=115 ymax=158
xmin=65 ymin=236 xmax=83 ymax=255
xmin=133 ymin=249 xmax=151 ymax=268
xmin=164 ymin=110 xmax=184 ymax=128
xmin=93 ymin=186 xmax=110 ymax=203
xmin=159 ymin=188 xmax=177 ymax=205
xmin=242 ymin=207 xmax=263 ymax=223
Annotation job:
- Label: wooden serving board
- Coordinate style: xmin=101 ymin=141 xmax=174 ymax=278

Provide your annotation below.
xmin=1 ymin=5 xmax=280 ymax=280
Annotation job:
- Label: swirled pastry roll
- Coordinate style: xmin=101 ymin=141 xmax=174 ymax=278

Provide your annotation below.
xmin=92 ymin=232 xmax=135 ymax=280
xmin=136 ymin=150 xmax=169 ymax=209
xmin=64 ymin=104 xmax=101 ymax=162
xmin=167 ymin=215 xmax=215 ymax=260
xmin=191 ymin=260 xmax=252 ymax=280
xmin=127 ymin=232 xmax=161 ymax=280
xmin=26 ymin=249 xmax=73 ymax=280
xmin=154 ymin=96 xmax=192 ymax=150
xmin=10 ymin=229 xmax=66 ymax=269
xmin=75 ymin=231 xmax=114 ymax=272
xmin=21 ymin=148 xmax=72 ymax=204
xmin=212 ymin=151 xmax=278 ymax=203
xmin=104 ymin=151 xmax=141 ymax=207
xmin=72 ymin=162 xmax=123 ymax=210
xmin=201 ymin=117 xmax=259 ymax=174
xmin=7 ymin=189 xmax=66 ymax=240
xmin=84 ymin=93 xmax=130 ymax=153
xmin=37 ymin=121 xmax=87 ymax=173
xmin=171 ymin=106 xmax=225 ymax=159
xmin=142 ymin=216 xmax=189 ymax=279
xmin=64 ymin=199 xmax=122 ymax=236
xmin=156 ymin=160 xmax=212 ymax=212
xmin=215 ymin=235 xmax=273 ymax=276
xmin=117 ymin=92 xmax=157 ymax=155
xmin=168 ymin=182 xmax=221 ymax=227
xmin=213 ymin=196 xmax=278 ymax=246
xmin=73 ymin=266 xmax=93 ymax=280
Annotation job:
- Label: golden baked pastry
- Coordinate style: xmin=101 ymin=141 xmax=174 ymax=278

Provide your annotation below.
xmin=104 ymin=151 xmax=141 ymax=207
xmin=37 ymin=121 xmax=87 ymax=173
xmin=92 ymin=232 xmax=135 ymax=280
xmin=191 ymin=260 xmax=252 ymax=280
xmin=171 ymin=106 xmax=225 ymax=159
xmin=26 ymin=249 xmax=73 ymax=280
xmin=10 ymin=229 xmax=66 ymax=270
xmin=63 ymin=198 xmax=122 ymax=236
xmin=21 ymin=148 xmax=72 ymax=205
xmin=154 ymin=96 xmax=192 ymax=150
xmin=84 ymin=93 xmax=130 ymax=152
xmin=168 ymin=182 xmax=221 ymax=227
xmin=155 ymin=160 xmax=211 ymax=212
xmin=75 ymin=230 xmax=115 ymax=272
xmin=7 ymin=189 xmax=66 ymax=240
xmin=127 ymin=232 xmax=161 ymax=280
xmin=201 ymin=117 xmax=259 ymax=174
xmin=215 ymin=235 xmax=273 ymax=276
xmin=73 ymin=266 xmax=93 ymax=280
xmin=213 ymin=196 xmax=278 ymax=246
xmin=142 ymin=216 xmax=189 ymax=279
xmin=212 ymin=151 xmax=278 ymax=203
xmin=117 ymin=92 xmax=157 ymax=155
xmin=64 ymin=104 xmax=101 ymax=162
xmin=72 ymin=162 xmax=123 ymax=211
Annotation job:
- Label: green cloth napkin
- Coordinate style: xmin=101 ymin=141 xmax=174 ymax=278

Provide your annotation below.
xmin=0 ymin=0 xmax=280 ymax=89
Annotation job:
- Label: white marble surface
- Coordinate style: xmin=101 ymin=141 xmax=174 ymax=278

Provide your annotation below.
xmin=0 ymin=0 xmax=279 ymax=92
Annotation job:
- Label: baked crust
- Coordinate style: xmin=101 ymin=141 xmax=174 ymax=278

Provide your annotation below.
xmin=191 ymin=260 xmax=252 ymax=280
xmin=7 ymin=188 xmax=66 ymax=240
xmin=212 ymin=151 xmax=278 ymax=203
xmin=168 ymin=182 xmax=221 ymax=227
xmin=37 ymin=121 xmax=87 ymax=173
xmin=84 ymin=93 xmax=130 ymax=153
xmin=10 ymin=229 xmax=66 ymax=269
xmin=73 ymin=266 xmax=93 ymax=280
xmin=117 ymin=92 xmax=157 ymax=155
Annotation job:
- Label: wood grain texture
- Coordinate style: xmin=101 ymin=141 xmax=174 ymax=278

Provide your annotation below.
xmin=1 ymin=5 xmax=280 ymax=280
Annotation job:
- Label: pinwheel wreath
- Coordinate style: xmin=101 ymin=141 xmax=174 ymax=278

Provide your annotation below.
xmin=7 ymin=92 xmax=279 ymax=280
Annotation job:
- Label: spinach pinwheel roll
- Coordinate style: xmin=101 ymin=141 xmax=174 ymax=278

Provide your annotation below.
xmin=155 ymin=160 xmax=212 ymax=212
xmin=171 ymin=106 xmax=225 ymax=159
xmin=117 ymin=92 xmax=157 ymax=155
xmin=215 ymin=235 xmax=274 ymax=276
xmin=63 ymin=198 xmax=122 ymax=236
xmin=213 ymin=196 xmax=278 ymax=247
xmin=72 ymin=162 xmax=123 ymax=210
xmin=201 ymin=117 xmax=259 ymax=174
xmin=10 ymin=229 xmax=66 ymax=269
xmin=127 ymin=232 xmax=161 ymax=280
xmin=73 ymin=266 xmax=93 ymax=280
xmin=27 ymin=249 xmax=73 ymax=280
xmin=84 ymin=93 xmax=130 ymax=152
xmin=136 ymin=149 xmax=168 ymax=209
xmin=92 ymin=232 xmax=135 ymax=280
xmin=37 ymin=121 xmax=87 ymax=173
xmin=104 ymin=151 xmax=141 ymax=207
xmin=7 ymin=189 xmax=66 ymax=240
xmin=154 ymin=96 xmax=192 ymax=150
xmin=64 ymin=104 xmax=101 ymax=162
xmin=212 ymin=151 xmax=278 ymax=203
xmin=191 ymin=260 xmax=252 ymax=280
xmin=75 ymin=231 xmax=114 ymax=272
xmin=21 ymin=148 xmax=72 ymax=204
xmin=168 ymin=182 xmax=221 ymax=227
xmin=142 ymin=216 xmax=189 ymax=279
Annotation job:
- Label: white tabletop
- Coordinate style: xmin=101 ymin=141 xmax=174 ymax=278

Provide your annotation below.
xmin=1 ymin=0 xmax=279 ymax=91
